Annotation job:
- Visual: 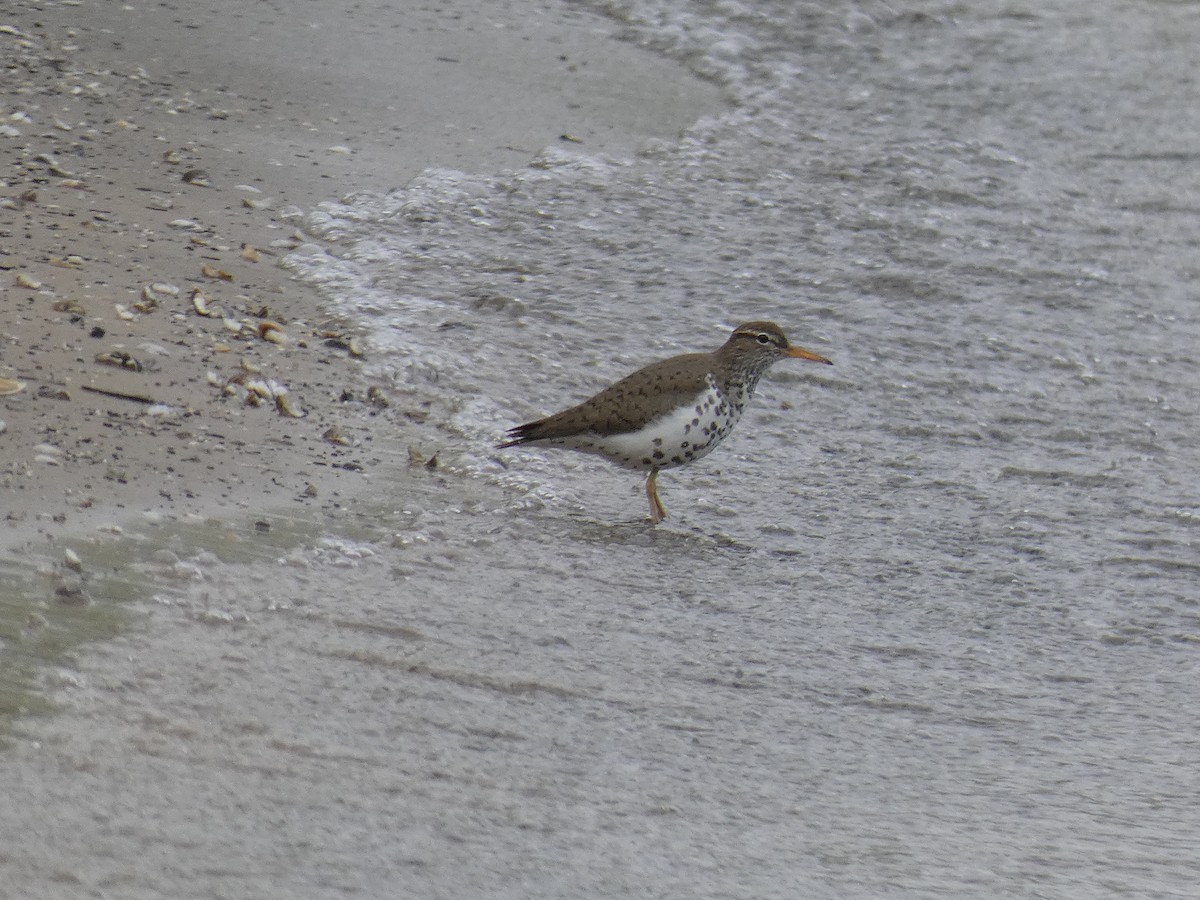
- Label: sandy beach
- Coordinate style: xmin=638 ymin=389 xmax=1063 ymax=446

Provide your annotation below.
xmin=2 ymin=0 xmax=718 ymax=547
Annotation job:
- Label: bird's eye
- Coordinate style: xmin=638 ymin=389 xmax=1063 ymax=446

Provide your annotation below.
xmin=756 ymin=334 xmax=771 ymax=344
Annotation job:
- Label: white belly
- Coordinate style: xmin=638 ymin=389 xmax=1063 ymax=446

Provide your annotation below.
xmin=550 ymin=383 xmax=746 ymax=471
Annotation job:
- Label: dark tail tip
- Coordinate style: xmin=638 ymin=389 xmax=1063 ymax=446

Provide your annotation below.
xmin=496 ymin=422 xmax=536 ymax=449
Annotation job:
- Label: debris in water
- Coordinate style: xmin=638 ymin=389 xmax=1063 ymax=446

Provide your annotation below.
xmin=367 ymin=385 xmax=389 ymax=408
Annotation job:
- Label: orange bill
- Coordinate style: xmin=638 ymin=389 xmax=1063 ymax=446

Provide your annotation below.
xmin=787 ymin=345 xmax=833 ymax=364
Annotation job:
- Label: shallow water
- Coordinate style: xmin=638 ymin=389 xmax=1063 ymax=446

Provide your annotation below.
xmin=6 ymin=0 xmax=1200 ymax=896
xmin=278 ymin=0 xmax=1200 ymax=893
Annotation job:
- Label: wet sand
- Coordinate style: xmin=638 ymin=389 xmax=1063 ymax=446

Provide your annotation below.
xmin=0 ymin=1 xmax=721 ymax=895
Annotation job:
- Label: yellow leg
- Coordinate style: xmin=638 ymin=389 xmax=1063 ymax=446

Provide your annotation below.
xmin=645 ymin=469 xmax=667 ymax=524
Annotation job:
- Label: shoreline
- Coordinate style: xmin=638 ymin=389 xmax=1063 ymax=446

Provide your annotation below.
xmin=1 ymin=0 xmax=724 ymax=552
xmin=0 ymin=2 xmax=723 ymax=890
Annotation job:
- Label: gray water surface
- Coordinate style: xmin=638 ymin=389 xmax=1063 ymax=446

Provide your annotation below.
xmin=281 ymin=1 xmax=1200 ymax=893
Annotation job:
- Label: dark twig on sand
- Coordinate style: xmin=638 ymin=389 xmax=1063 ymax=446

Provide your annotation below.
xmin=81 ymin=384 xmax=156 ymax=404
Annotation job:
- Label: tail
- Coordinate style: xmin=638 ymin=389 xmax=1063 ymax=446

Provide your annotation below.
xmin=496 ymin=420 xmax=544 ymax=449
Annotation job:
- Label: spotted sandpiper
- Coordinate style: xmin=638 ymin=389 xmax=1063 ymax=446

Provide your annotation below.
xmin=498 ymin=321 xmax=832 ymax=523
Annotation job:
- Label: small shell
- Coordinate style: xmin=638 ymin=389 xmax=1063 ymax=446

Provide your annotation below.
xmin=63 ymin=548 xmax=83 ymax=573
xmin=146 ymin=282 xmax=180 ymax=298
xmin=245 ymin=379 xmax=273 ymax=400
xmin=323 ymin=426 xmax=350 ymax=446
xmin=181 ymin=168 xmax=211 ymax=186
xmin=275 ymin=390 xmax=305 ymax=418
xmin=240 ymin=244 xmax=260 ymax=262
xmin=257 ymin=321 xmax=285 ymax=344
xmin=95 ymin=351 xmax=143 ymax=372
xmin=191 ymin=288 xmax=217 ymax=317
xmin=16 ymin=273 xmax=41 ymax=289
xmin=114 ymin=303 xmax=136 ymax=321
xmin=200 ymin=263 xmax=232 ymax=281
xmin=222 ymin=316 xmax=242 ymax=334
xmin=0 ymin=377 xmax=27 ymax=396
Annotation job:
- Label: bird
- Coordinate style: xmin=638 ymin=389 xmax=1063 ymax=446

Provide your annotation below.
xmin=498 ymin=321 xmax=832 ymax=523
